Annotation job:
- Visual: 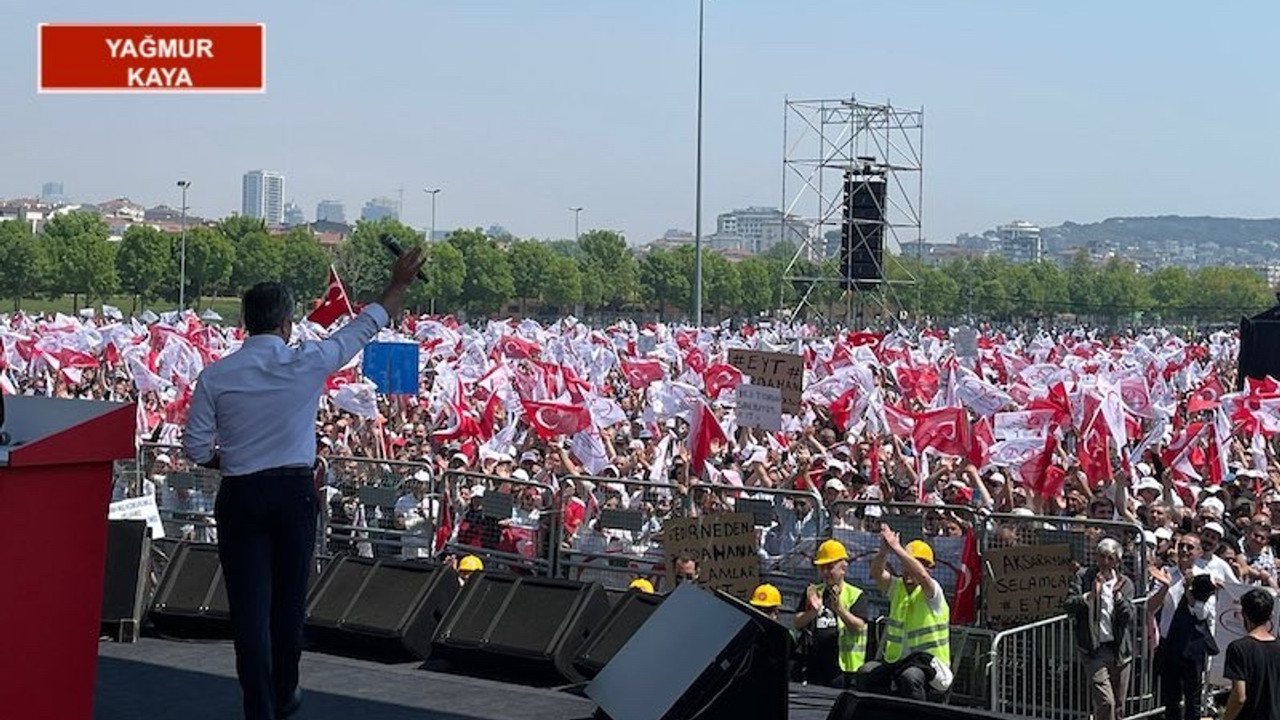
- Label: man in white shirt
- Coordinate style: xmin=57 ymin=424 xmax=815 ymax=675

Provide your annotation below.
xmin=183 ymin=247 xmax=423 ymax=720
xmin=394 ymin=470 xmax=437 ymax=560
xmin=1148 ymin=531 xmax=1219 ymax=720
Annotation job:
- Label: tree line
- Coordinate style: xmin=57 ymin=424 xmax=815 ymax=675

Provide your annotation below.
xmin=0 ymin=211 xmax=1272 ymax=323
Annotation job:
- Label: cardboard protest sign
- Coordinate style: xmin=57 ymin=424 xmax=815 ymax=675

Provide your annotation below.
xmin=727 ymin=349 xmax=803 ymax=414
xmin=984 ymin=543 xmax=1075 ymax=625
xmin=661 ymin=512 xmax=758 ymax=598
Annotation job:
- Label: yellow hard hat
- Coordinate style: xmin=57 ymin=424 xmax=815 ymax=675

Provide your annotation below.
xmin=750 ymin=584 xmax=782 ymax=608
xmin=629 ymin=578 xmax=655 ymax=594
xmin=905 ymin=540 xmax=935 ymax=567
xmin=458 ymin=555 xmax=484 ymax=572
xmin=814 ymin=539 xmax=849 ymax=566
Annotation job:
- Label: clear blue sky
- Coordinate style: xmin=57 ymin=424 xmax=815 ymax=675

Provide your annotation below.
xmin=4 ymin=1 xmax=1278 ymax=246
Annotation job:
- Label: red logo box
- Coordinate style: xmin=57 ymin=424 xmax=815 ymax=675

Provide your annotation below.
xmin=38 ymin=23 xmax=265 ymax=93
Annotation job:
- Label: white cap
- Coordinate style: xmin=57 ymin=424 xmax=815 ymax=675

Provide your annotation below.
xmin=1142 ymin=530 xmax=1158 ymax=546
xmin=413 ymin=469 xmax=431 ymax=482
xmin=494 ymin=452 xmax=515 ymax=465
xmin=825 ymin=479 xmax=847 ymax=493
xmin=987 ymin=472 xmax=1006 ymax=485
xmin=155 ymin=453 xmax=172 ymax=465
xmin=1012 ymin=508 xmax=1035 ymax=517
xmin=865 ymin=504 xmax=883 ymax=518
xmin=520 ymin=450 xmax=541 ymax=464
xmin=511 ymin=468 xmax=530 ymax=482
xmin=1203 ymin=521 xmax=1226 ymax=538
xmin=1200 ymin=497 xmax=1226 ymax=518
xmin=1133 ymin=477 xmax=1162 ymax=494
xmin=1135 ymin=462 xmax=1153 ymax=477
xmin=470 ymin=484 xmax=486 ymax=498
xmin=451 ymin=452 xmax=469 ymax=465
xmin=1155 ymin=527 xmax=1174 ymax=541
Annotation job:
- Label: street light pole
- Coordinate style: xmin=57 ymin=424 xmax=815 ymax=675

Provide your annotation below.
xmin=692 ymin=0 xmax=706 ymax=325
xmin=177 ymin=180 xmax=190 ymax=311
xmin=423 ymin=188 xmax=441 ymax=315
xmin=423 ymin=188 xmax=441 ymax=242
xmin=569 ymin=206 xmax=583 ymax=240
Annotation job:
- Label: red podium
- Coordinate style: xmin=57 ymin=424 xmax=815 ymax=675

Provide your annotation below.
xmin=0 ymin=396 xmax=137 ymax=720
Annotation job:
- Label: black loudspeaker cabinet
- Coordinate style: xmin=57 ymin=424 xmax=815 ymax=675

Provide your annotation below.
xmin=573 ymin=590 xmax=664 ymax=679
xmin=586 ymin=583 xmax=789 ymax=720
xmin=826 ymin=692 xmax=1006 ymax=720
xmin=432 ymin=574 xmax=610 ymax=684
xmin=148 ymin=543 xmax=232 ymax=639
xmin=101 ymin=519 xmax=151 ymax=642
xmin=303 ymin=556 xmax=458 ymax=662
xmin=1238 ymin=309 xmax=1280 ymax=390
xmin=841 ymin=173 xmax=887 ymax=284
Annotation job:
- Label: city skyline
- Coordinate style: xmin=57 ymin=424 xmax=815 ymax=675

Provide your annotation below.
xmin=4 ymin=1 xmax=1279 ymax=246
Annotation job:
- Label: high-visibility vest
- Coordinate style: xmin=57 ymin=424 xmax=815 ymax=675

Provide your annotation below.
xmin=883 ymin=577 xmax=951 ymax=668
xmin=809 ymin=582 xmax=867 ymax=672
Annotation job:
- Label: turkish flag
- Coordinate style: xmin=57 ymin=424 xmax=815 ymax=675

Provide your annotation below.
xmin=912 ymin=407 xmax=971 ymax=457
xmin=688 ymin=399 xmax=729 ymax=475
xmin=1077 ymin=395 xmax=1112 ymax=487
xmin=521 ymin=399 xmax=591 ymax=440
xmin=1187 ymin=373 xmax=1225 ymax=414
xmin=951 ymin=527 xmax=982 ymax=625
xmin=684 ymin=346 xmax=707 ymax=375
xmin=621 ymin=358 xmax=666 ymax=389
xmin=1021 ymin=433 xmax=1064 ymax=498
xmin=967 ymin=415 xmax=995 ymax=469
xmin=702 ymin=363 xmax=743 ymax=400
xmin=495 ymin=335 xmax=542 ymax=360
xmin=830 ymin=386 xmax=862 ymax=433
xmin=307 ymin=265 xmax=355 ymax=327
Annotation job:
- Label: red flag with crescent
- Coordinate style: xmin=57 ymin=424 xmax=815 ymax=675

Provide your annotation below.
xmin=307 ymin=265 xmax=355 ymax=328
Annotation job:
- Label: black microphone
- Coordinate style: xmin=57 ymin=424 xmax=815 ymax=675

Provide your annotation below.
xmin=379 ymin=234 xmax=430 ymax=283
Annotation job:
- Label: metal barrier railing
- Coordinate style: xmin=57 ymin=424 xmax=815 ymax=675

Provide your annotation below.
xmin=556 ymin=475 xmax=680 ymax=592
xmin=440 ymin=469 xmax=561 ymax=577
xmin=988 ymin=599 xmax=1160 ymax=720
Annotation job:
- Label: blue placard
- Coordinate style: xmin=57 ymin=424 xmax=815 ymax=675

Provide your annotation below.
xmin=362 ymin=342 xmax=419 ymax=395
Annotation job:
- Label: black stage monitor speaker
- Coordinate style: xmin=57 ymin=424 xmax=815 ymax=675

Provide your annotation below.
xmin=1238 ymin=304 xmax=1280 ymax=390
xmin=101 ymin=519 xmax=151 ymax=642
xmin=826 ymin=692 xmax=1006 ymax=720
xmin=432 ymin=574 xmax=610 ymax=684
xmin=148 ymin=543 xmax=232 ymax=639
xmin=573 ymin=589 xmax=664 ymax=680
xmin=841 ymin=173 xmax=887 ymax=284
xmin=586 ymin=583 xmax=789 ymax=720
xmin=304 ymin=556 xmax=458 ymax=662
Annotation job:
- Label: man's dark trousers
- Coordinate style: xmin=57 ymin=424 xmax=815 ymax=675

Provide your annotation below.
xmin=216 ymin=468 xmax=317 ymax=720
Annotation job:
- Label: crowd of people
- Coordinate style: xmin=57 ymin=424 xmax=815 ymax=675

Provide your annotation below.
xmin=9 ymin=304 xmax=1280 ymax=714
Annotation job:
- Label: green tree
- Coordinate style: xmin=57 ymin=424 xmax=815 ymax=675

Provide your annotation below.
xmin=702 ymin=251 xmax=741 ymax=316
xmin=116 ymin=225 xmax=173 ymax=312
xmin=1147 ymin=266 xmax=1192 ymax=316
xmin=336 ymin=218 xmax=420 ymax=302
xmin=448 ymin=229 xmax=514 ymax=315
xmin=178 ymin=226 xmax=236 ymax=306
xmin=44 ymin=212 xmax=117 ymax=310
xmin=1026 ymin=261 xmax=1070 ymax=314
xmin=228 ymin=230 xmax=284 ymax=294
xmin=542 ymin=254 xmax=583 ymax=311
xmin=279 ymin=228 xmax=331 ymax=302
xmin=578 ymin=230 xmax=637 ymax=308
xmin=217 ymin=215 xmax=268 ymax=245
xmin=0 ymin=220 xmax=51 ymax=310
xmin=1093 ymin=257 xmax=1149 ymax=321
xmin=639 ymin=248 xmax=691 ymax=319
xmin=1065 ymin=250 xmax=1099 ymax=317
xmin=406 ymin=241 xmax=466 ymax=314
xmin=736 ymin=258 xmax=774 ymax=316
xmin=508 ymin=240 xmax=555 ymax=312
xmin=1193 ymin=267 xmax=1273 ymax=321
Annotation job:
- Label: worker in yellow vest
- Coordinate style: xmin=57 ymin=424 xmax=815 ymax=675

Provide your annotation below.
xmin=792 ymin=539 xmax=872 ymax=688
xmin=856 ymin=524 xmax=952 ymax=700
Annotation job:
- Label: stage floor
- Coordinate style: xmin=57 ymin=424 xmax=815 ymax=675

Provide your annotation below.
xmin=96 ymin=638 xmax=844 ymax=720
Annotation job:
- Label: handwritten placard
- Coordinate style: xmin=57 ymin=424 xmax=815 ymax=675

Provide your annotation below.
xmin=736 ymin=384 xmax=782 ymax=431
xmin=108 ymin=495 xmax=166 ymax=539
xmin=984 ymin=543 xmax=1075 ymax=625
xmin=727 ymin=349 xmax=804 ymax=414
xmin=661 ymin=512 xmax=758 ymax=598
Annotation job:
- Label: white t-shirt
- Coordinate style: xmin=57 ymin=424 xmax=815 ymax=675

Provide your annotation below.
xmin=394 ymin=493 xmax=436 ymax=559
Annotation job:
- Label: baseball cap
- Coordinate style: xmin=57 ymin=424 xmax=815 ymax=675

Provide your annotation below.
xmin=1133 ymin=477 xmax=1162 ymax=494
xmin=1199 ymin=497 xmax=1226 ymax=518
xmin=511 ymin=468 xmax=530 ymax=482
xmin=1202 ymin=521 xmax=1226 ymax=538
xmin=825 ymin=479 xmax=847 ymax=494
xmin=520 ymin=450 xmax=541 ymax=464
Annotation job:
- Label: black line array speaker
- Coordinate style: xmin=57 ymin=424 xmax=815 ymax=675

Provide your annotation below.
xmin=841 ymin=171 xmax=887 ymax=285
xmin=432 ymin=574 xmax=610 ymax=684
xmin=586 ymin=583 xmax=789 ymax=720
xmin=572 ymin=589 xmax=664 ymax=680
xmin=148 ymin=542 xmax=232 ymax=639
xmin=303 ymin=556 xmax=458 ymax=662
xmin=825 ymin=692 xmax=1005 ymax=720
xmin=101 ymin=519 xmax=151 ymax=642
xmin=1238 ymin=304 xmax=1280 ymax=390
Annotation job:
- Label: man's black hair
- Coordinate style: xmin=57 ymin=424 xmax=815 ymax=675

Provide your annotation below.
xmin=1241 ymin=587 xmax=1275 ymax=628
xmin=242 ymin=282 xmax=294 ymax=335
